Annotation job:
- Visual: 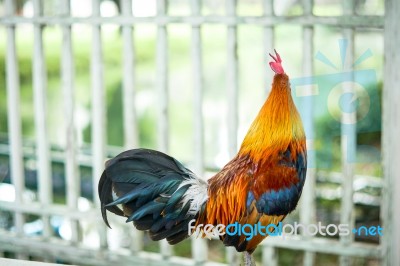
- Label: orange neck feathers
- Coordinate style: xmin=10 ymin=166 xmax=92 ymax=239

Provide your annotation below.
xmin=239 ymin=74 xmax=305 ymax=161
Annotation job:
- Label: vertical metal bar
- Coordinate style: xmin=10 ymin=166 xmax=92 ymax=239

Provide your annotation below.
xmin=5 ymin=0 xmax=25 ymax=237
xmin=339 ymin=36 xmax=355 ymax=266
xmin=261 ymin=2 xmax=277 ymax=265
xmin=5 ymin=0 xmax=27 ymax=260
xmin=225 ymin=1 xmax=240 ymax=264
xmin=300 ymin=1 xmax=315 ymax=266
xmin=340 ymin=1 xmax=355 ymax=265
xmin=91 ymin=0 xmax=107 ymax=249
xmin=157 ymin=0 xmax=169 ymax=154
xmin=382 ymin=0 xmax=400 ymax=265
xmin=190 ymin=0 xmax=207 ymax=263
xmin=121 ymin=0 xmax=143 ymax=253
xmin=157 ymin=0 xmax=172 ymax=258
xmin=191 ymin=0 xmax=204 ymax=186
xmin=226 ymin=0 xmax=238 ymax=158
xmin=32 ymin=0 xmax=52 ymax=240
xmin=263 ymin=0 xmax=274 ymax=96
xmin=122 ymin=0 xmax=139 ymax=150
xmin=262 ymin=245 xmax=277 ymax=266
xmin=91 ymin=0 xmax=105 ymax=208
xmin=61 ymin=0 xmax=80 ymax=244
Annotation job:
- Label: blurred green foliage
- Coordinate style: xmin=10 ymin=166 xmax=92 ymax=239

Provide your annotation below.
xmin=315 ymin=82 xmax=382 ymax=174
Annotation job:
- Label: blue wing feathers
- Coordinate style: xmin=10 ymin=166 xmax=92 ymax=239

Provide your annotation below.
xmin=128 ymin=200 xmax=167 ymax=222
xmin=248 ymin=150 xmax=307 ymax=215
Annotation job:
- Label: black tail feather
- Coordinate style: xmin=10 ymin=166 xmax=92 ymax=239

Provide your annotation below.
xmin=133 ymin=215 xmax=154 ymax=231
xmin=98 ymin=148 xmax=205 ymax=245
xmin=99 ymin=172 xmax=124 ymax=228
xmin=167 ymin=228 xmax=191 ymax=245
xmin=149 ymin=221 xmax=187 ymax=241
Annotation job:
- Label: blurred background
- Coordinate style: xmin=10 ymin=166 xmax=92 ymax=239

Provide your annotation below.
xmin=0 ymin=0 xmax=391 ymax=265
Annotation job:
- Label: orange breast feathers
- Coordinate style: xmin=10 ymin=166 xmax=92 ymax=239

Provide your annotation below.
xmin=198 ymin=145 xmax=305 ymax=228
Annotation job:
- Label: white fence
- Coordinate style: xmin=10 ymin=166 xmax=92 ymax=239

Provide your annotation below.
xmin=0 ymin=0 xmax=399 ymax=265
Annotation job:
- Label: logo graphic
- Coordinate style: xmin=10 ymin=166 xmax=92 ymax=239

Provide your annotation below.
xmin=352 ymin=225 xmax=383 ymax=236
xmin=188 ymin=220 xmax=383 ymax=241
xmin=291 ymin=39 xmax=381 ymax=168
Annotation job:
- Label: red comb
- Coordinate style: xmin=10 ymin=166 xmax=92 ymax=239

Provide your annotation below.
xmin=269 ymin=49 xmax=284 ymax=74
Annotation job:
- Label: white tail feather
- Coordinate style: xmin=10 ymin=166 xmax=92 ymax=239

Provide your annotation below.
xmin=177 ymin=176 xmax=208 ymax=216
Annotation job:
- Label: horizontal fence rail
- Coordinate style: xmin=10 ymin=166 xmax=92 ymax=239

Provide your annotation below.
xmin=0 ymin=15 xmax=384 ymax=27
xmin=0 ymin=0 xmax=392 ymax=265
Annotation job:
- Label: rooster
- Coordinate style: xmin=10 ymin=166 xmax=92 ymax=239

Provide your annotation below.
xmin=99 ymin=50 xmax=307 ymax=265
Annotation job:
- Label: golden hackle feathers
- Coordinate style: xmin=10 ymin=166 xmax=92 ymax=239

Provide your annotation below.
xmin=239 ymin=74 xmax=305 ymax=163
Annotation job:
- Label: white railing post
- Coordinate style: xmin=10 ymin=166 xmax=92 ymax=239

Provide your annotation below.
xmin=226 ymin=0 xmax=238 ymax=158
xmin=5 ymin=0 xmax=25 ymax=237
xmin=340 ymin=1 xmax=356 ymax=266
xmin=156 ymin=0 xmax=173 ymax=259
xmin=263 ymin=0 xmax=274 ymax=97
xmin=157 ymin=0 xmax=170 ymax=154
xmin=190 ymin=0 xmax=208 ymax=264
xmin=121 ymin=0 xmax=139 ymax=150
xmin=121 ymin=0 xmax=143 ymax=253
xmin=32 ymin=0 xmax=53 ymax=240
xmin=91 ymin=0 xmax=107 ymax=249
xmin=60 ymin=0 xmax=81 ymax=244
xmin=382 ymin=0 xmax=400 ymax=265
xmin=5 ymin=0 xmax=27 ymax=260
xmin=225 ymin=0 xmax=241 ymax=264
xmin=261 ymin=2 xmax=277 ymax=265
xmin=299 ymin=1 xmax=316 ymax=266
